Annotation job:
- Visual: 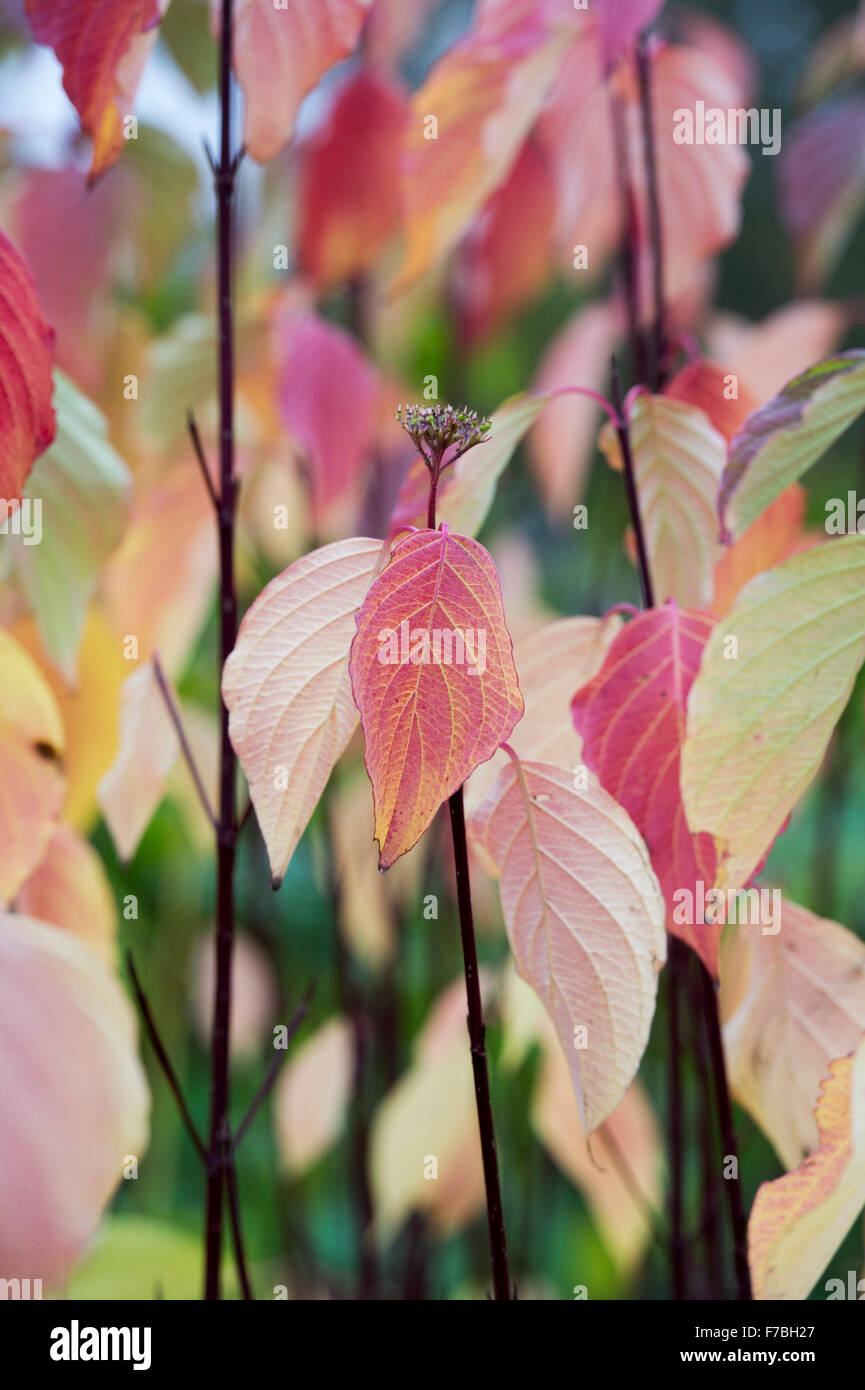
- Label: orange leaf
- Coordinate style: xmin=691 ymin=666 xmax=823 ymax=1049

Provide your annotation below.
xmin=26 ymin=0 xmax=167 ymax=180
xmin=0 ymin=627 xmax=65 ymax=903
xmin=15 ymin=824 xmax=116 ymax=968
xmin=748 ymin=1040 xmax=865 ymax=1300
xmin=349 ymin=527 xmax=523 ymax=868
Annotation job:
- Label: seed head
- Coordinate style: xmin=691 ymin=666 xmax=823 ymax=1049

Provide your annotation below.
xmin=396 ymin=402 xmax=491 ymax=465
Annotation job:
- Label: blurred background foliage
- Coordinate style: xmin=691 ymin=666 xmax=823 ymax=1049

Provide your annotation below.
xmin=1 ymin=0 xmax=865 ymax=1299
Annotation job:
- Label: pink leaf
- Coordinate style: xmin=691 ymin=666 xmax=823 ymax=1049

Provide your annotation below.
xmin=571 ymin=604 xmax=720 ymax=975
xmin=276 ymin=311 xmax=379 ymax=530
xmin=225 ymin=0 xmax=372 ymax=163
xmin=0 ymin=230 xmax=55 ymax=503
xmin=598 ymin=0 xmax=664 ymax=68
xmin=0 ymin=914 xmax=149 ymax=1286
xmin=349 ymin=527 xmax=523 ymax=868
xmin=470 ymin=757 xmax=666 ymax=1132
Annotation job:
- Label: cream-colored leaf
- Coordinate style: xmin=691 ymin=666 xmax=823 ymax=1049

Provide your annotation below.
xmin=748 ymin=1039 xmax=865 ymax=1299
xmin=721 ymin=899 xmax=865 ymax=1170
xmin=470 ymin=757 xmax=666 ymax=1133
xmin=274 ymin=1017 xmax=352 ymax=1175
xmin=223 ymin=537 xmax=383 ymax=885
xmin=0 ymin=915 xmax=149 ymax=1286
xmin=97 ymin=662 xmax=179 ymax=862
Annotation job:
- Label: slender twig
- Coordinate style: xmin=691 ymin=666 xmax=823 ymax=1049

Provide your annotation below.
xmin=231 ymin=987 xmax=314 ymax=1155
xmin=187 ymin=410 xmax=220 ymax=512
xmin=692 ymin=952 xmax=724 ymax=1298
xmin=204 ymin=0 xmax=241 ymax=1302
xmin=127 ymin=950 xmax=207 ymax=1165
xmin=636 ymin=34 xmax=666 ymax=391
xmin=699 ymin=963 xmax=753 ymax=1300
xmin=225 ymin=1161 xmax=254 ymax=1300
xmin=666 ymin=938 xmax=687 ymax=1299
xmin=610 ymin=92 xmax=646 ymax=386
xmin=152 ymin=654 xmax=218 ymax=831
xmin=420 ymin=464 xmax=512 ymax=1299
xmin=610 ymin=359 xmax=655 ymax=609
xmin=448 ymin=786 xmax=512 ymax=1300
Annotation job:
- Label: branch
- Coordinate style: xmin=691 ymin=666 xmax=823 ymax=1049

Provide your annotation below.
xmin=187 ymin=410 xmax=220 ymax=512
xmin=609 ymin=357 xmax=655 ymax=609
xmin=152 ymin=654 xmax=218 ymax=831
xmin=127 ymin=950 xmax=208 ymax=1164
xmin=231 ymin=985 xmax=314 ymax=1156
xmin=225 ymin=1160 xmax=254 ymax=1300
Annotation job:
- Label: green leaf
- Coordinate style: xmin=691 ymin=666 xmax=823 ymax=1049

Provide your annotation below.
xmin=61 ymin=1216 xmax=238 ymax=1300
xmin=682 ymin=534 xmax=865 ymax=890
xmin=720 ymin=351 xmax=865 ymax=541
xmin=2 ymin=371 xmax=130 ymax=681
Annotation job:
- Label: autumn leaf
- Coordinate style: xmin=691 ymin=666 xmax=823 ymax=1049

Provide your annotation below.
xmin=98 ymin=662 xmax=179 ymax=863
xmin=779 ymin=97 xmax=865 ymax=292
xmin=275 ymin=310 xmax=379 ymax=531
xmin=223 ymin=537 xmax=383 ymax=886
xmin=10 ymin=608 xmax=127 ymax=831
xmin=15 ymin=824 xmax=117 ymax=968
xmin=682 ymin=536 xmax=865 ymax=891
xmin=721 ymin=899 xmax=865 ymax=1170
xmin=465 ymin=612 xmax=622 ymax=813
xmin=0 ymin=627 xmax=65 ymax=903
xmin=370 ymin=976 xmax=489 ymax=1239
xmin=664 ymin=360 xmax=759 ymax=443
xmin=470 ymin=757 xmax=666 ymax=1132
xmin=528 ymin=301 xmax=622 ymax=519
xmin=571 ymin=604 xmax=720 ymax=975
xmin=712 ymin=484 xmax=810 ymax=617
xmin=349 ymin=527 xmax=523 ymax=869
xmin=0 ymin=230 xmax=55 ymax=504
xmin=2 ymin=370 xmax=131 ymax=682
xmin=748 ymin=1039 xmax=865 ymax=1300
xmin=274 ymin=1018 xmax=352 ymax=1175
xmin=720 ymin=351 xmax=865 ymax=542
xmin=225 ymin=0 xmax=371 ymax=163
xmin=392 ymin=7 xmax=568 ymax=292
xmin=706 ymin=300 xmax=847 ymax=405
xmin=0 ymin=914 xmax=149 ymax=1286
xmin=451 ymin=137 xmax=556 ymax=345
xmin=25 ymin=0 xmax=168 ymax=181
xmin=599 ymin=393 xmax=727 ymax=607
xmin=296 ymin=69 xmax=408 ymax=290
xmin=598 ymin=0 xmax=663 ymax=68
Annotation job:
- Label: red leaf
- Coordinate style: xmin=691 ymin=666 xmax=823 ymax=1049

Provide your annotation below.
xmin=0 ymin=230 xmax=55 ymax=504
xmin=25 ymin=0 xmax=166 ymax=180
xmin=296 ymin=69 xmax=408 ymax=289
xmin=571 ymin=604 xmax=720 ymax=975
xmin=451 ymin=137 xmax=556 ymax=345
xmin=349 ymin=527 xmax=523 ymax=868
